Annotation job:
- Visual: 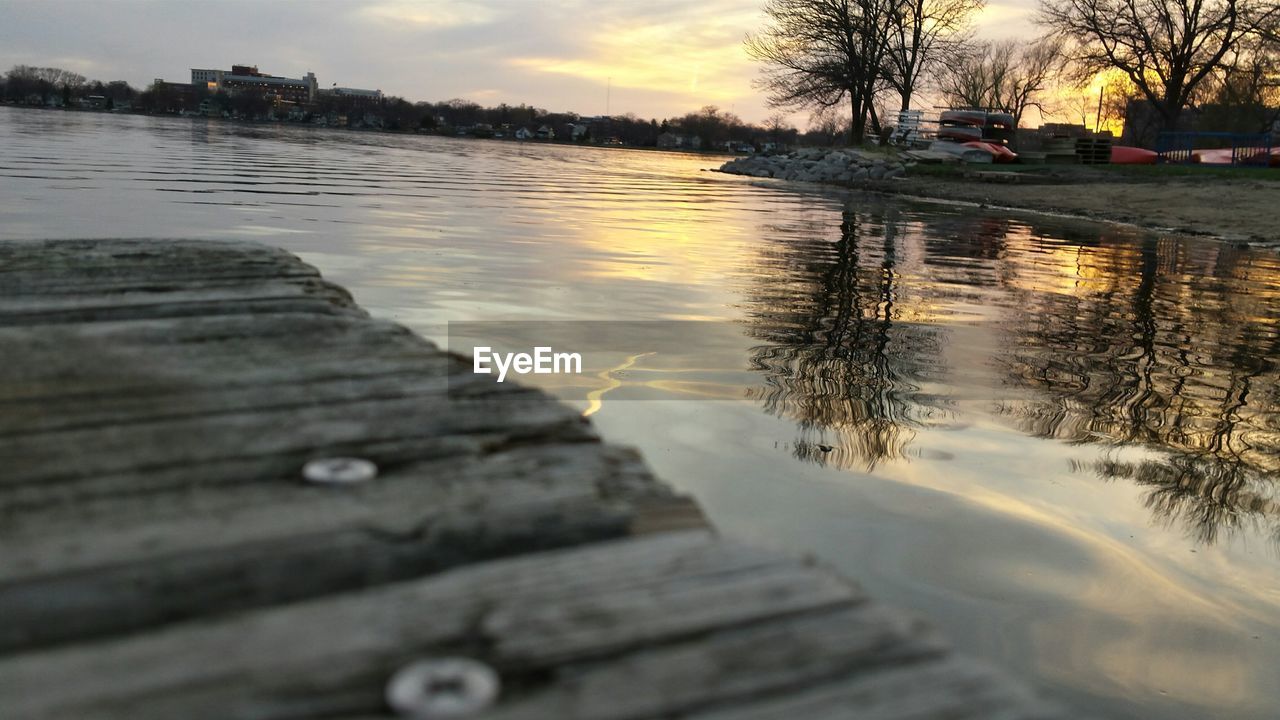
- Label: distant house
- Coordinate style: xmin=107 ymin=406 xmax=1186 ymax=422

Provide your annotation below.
xmin=536 ymin=124 xmax=555 ymax=140
xmin=556 ymin=123 xmax=581 ymax=141
xmin=514 ymin=126 xmax=534 ymax=140
xmin=657 ymin=132 xmax=702 ymax=150
xmin=197 ymin=98 xmax=221 ymax=117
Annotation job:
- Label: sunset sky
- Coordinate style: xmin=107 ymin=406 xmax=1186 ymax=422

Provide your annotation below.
xmin=0 ymin=0 xmax=1039 ymax=124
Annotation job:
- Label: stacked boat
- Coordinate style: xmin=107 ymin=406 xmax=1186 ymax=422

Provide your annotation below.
xmin=931 ymin=109 xmax=1018 ymax=163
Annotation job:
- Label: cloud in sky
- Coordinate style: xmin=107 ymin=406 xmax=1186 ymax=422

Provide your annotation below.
xmin=0 ymin=0 xmax=1040 ymax=124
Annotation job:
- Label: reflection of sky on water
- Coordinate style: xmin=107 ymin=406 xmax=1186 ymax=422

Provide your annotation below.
xmin=2 ymin=106 xmax=1278 ymax=720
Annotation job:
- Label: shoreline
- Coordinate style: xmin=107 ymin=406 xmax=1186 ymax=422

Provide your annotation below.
xmin=870 ymin=183 xmax=1263 ymax=246
xmin=879 ymin=170 xmax=1279 ymax=249
xmin=730 ymin=158 xmax=1279 ymax=250
xmin=9 ymin=102 xmax=1272 ymax=248
xmin=0 ymin=102 xmax=739 ymax=159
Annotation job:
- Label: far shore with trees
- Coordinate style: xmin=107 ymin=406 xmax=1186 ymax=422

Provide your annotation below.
xmin=747 ymin=0 xmax=1278 ymax=147
xmin=0 ymin=66 xmax=810 ymax=154
xmin=4 ymin=0 xmax=1277 ymax=154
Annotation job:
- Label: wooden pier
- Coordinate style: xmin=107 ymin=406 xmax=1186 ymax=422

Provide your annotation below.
xmin=0 ymin=240 xmax=1076 ymax=719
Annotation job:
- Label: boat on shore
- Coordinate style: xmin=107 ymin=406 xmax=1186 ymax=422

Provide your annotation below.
xmin=1110 ymin=146 xmax=1158 ymax=164
xmin=934 ymin=109 xmax=1018 ymax=163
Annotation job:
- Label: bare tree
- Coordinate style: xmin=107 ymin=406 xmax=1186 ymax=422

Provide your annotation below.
xmin=746 ymin=0 xmax=897 ymax=143
xmin=4 ymin=65 xmax=85 ymax=104
xmin=764 ymin=112 xmax=797 ymax=144
xmin=940 ymin=39 xmax=1062 ymax=128
xmin=883 ymin=0 xmax=985 ymax=112
xmin=1200 ymin=30 xmax=1280 ymax=133
xmin=1037 ymin=0 xmax=1278 ymax=132
xmin=678 ymin=105 xmax=745 ymax=147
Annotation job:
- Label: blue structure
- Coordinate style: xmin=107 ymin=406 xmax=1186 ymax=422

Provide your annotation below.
xmin=1157 ymin=131 xmax=1273 ymax=166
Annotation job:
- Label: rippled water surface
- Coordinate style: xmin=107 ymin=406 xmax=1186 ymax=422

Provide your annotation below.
xmin=3 ymin=107 xmax=1279 ymax=720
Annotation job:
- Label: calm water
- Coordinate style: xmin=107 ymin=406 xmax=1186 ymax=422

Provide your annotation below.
xmin=3 ymin=106 xmax=1278 ymax=719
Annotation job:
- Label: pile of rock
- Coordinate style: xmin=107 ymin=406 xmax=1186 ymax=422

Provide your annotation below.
xmin=718 ymin=147 xmax=908 ymax=185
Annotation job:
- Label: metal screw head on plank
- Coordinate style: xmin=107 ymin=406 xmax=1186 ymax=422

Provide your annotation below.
xmin=386 ymin=658 xmax=500 ymax=718
xmin=301 ymin=457 xmax=377 ymax=485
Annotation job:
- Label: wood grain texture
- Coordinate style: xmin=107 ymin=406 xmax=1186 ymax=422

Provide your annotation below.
xmin=0 ymin=239 xmax=1080 ymax=719
xmin=0 ymin=239 xmax=694 ymax=653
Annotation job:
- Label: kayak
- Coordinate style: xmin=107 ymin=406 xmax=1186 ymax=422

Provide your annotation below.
xmin=1110 ymin=146 xmax=1157 ymax=164
xmin=937 ymin=125 xmax=982 ymax=142
xmin=940 ymin=110 xmax=1015 ymax=129
xmin=963 ymin=141 xmax=1018 ymax=163
xmin=940 ymin=109 xmax=985 ymax=127
xmin=1193 ymin=148 xmax=1236 ymax=165
xmin=929 ymin=140 xmax=994 ymax=163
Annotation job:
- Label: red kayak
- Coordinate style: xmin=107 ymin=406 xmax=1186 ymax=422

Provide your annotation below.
xmin=963 ymin=141 xmax=1017 ymax=163
xmin=1110 ymin=146 xmax=1157 ymax=165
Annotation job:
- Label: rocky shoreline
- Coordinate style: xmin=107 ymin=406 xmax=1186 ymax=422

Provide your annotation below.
xmin=718 ymin=147 xmax=909 ymax=184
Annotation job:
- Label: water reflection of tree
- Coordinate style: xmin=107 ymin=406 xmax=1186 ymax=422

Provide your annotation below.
xmin=996 ymin=234 xmax=1280 ymax=543
xmin=741 ymin=201 xmax=949 ymax=471
xmin=738 ymin=199 xmax=1280 ymax=543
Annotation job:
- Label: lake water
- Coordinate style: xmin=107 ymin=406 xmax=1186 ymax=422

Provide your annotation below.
xmin=3 ymin=106 xmax=1278 ymax=720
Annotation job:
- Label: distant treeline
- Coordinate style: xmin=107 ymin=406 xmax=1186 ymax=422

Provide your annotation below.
xmin=0 ymin=64 xmax=826 ymax=149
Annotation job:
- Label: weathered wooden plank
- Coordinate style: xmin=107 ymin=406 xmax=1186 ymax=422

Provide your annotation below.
xmin=479 ymin=604 xmax=944 ymax=720
xmin=0 ymin=240 xmax=695 ymax=656
xmin=0 ymin=533 xmax=672 ymax=713
xmin=0 ymin=533 xmax=816 ymax=719
xmin=1 ymin=443 xmax=642 ymax=574
xmin=0 ymin=279 xmax=362 ymax=325
xmin=0 ymin=444 xmax=694 ymax=652
xmin=0 ymin=371 xmax=446 ymax=435
xmin=0 ymin=532 xmax=1066 ymax=720
xmin=0 ymin=314 xmax=430 ymax=402
xmin=0 ymin=238 xmax=314 ymax=280
xmin=0 ymin=238 xmax=356 ymax=322
xmin=0 ymin=392 xmax=588 ymax=488
xmin=0 ymin=317 xmax=466 ymax=441
xmin=483 ymin=562 xmax=860 ymax=666
xmin=680 ymin=657 xmax=1073 ymax=720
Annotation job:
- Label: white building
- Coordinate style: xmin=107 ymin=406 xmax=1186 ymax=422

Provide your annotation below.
xmin=330 ymin=87 xmax=383 ymax=101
